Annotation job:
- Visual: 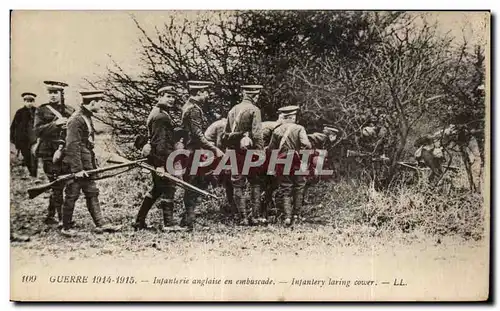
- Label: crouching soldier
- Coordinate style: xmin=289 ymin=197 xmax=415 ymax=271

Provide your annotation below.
xmin=60 ymin=90 xmax=121 ymax=237
xmin=134 ymin=85 xmax=184 ymax=232
xmin=205 ymin=117 xmax=237 ymax=216
xmin=267 ymin=105 xmax=311 ymax=227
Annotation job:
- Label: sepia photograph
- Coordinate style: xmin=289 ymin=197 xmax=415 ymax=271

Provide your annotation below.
xmin=9 ymin=10 xmax=490 ymax=301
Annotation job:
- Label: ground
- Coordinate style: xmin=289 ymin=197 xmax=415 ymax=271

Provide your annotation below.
xmin=9 ymin=152 xmax=489 ymax=301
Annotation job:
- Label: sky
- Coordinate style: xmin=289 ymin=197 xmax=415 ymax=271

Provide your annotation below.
xmin=10 ymin=11 xmax=489 ymax=118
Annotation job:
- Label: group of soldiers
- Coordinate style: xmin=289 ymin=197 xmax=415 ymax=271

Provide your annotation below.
xmin=11 ymin=81 xmax=122 ymax=238
xmin=11 ymin=79 xmax=484 ymax=238
xmin=136 ymin=81 xmax=339 ymax=231
xmin=11 ymin=80 xmax=339 ymax=237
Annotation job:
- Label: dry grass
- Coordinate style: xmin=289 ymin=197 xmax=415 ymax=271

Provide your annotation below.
xmin=10 ymin=151 xmax=485 ymax=259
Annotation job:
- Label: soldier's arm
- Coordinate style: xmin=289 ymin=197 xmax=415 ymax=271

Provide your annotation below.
xmin=223 ymin=110 xmax=233 ymax=134
xmin=251 ymin=110 xmax=264 ymax=150
xmin=267 ymin=131 xmax=279 ymax=150
xmin=10 ymin=110 xmax=20 ymax=144
xmin=188 ymin=108 xmax=217 ymax=152
xmin=299 ymin=127 xmax=312 ymax=149
xmin=34 ymin=107 xmax=58 ymax=139
xmin=153 ymin=115 xmax=170 ymax=159
xmin=64 ymin=118 xmax=84 ymax=173
xmin=204 ymin=122 xmax=217 ymax=144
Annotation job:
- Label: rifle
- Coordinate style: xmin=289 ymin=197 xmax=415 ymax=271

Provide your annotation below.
xmin=27 ymin=159 xmax=147 ymax=199
xmin=346 ymin=150 xmax=390 ymax=162
xmin=397 ymin=161 xmax=460 ymax=172
xmin=137 ymin=162 xmax=220 ymax=200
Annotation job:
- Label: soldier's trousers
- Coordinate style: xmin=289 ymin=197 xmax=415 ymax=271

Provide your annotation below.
xmin=62 ymin=178 xmax=102 ymax=230
xmin=42 ymin=159 xmax=65 ymax=221
xmin=276 ymin=175 xmax=306 ymax=220
xmin=219 ymin=173 xmax=236 ymax=215
xmin=182 ymin=175 xmax=207 ymax=229
xmin=231 ymin=174 xmax=261 ymax=221
xmin=20 ymin=147 xmax=36 ymax=176
xmin=136 ymin=173 xmax=176 ymax=228
xmin=260 ymin=174 xmax=279 ymax=218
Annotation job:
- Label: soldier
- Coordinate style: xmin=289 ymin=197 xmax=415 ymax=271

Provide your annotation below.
xmin=205 ymin=116 xmax=227 ymax=149
xmin=414 ymin=132 xmax=447 ymax=184
xmin=60 ymin=90 xmax=121 ymax=237
xmin=259 ymin=108 xmax=294 ymax=221
xmin=33 ymin=81 xmax=75 ymax=225
xmin=134 ymin=85 xmax=184 ymax=232
xmin=267 ymin=106 xmax=311 ymax=227
xmin=181 ymin=80 xmax=224 ymax=231
xmin=10 ymin=92 xmax=38 ymax=177
xmin=204 ymin=117 xmax=236 ymax=216
xmin=223 ymin=84 xmax=264 ymax=226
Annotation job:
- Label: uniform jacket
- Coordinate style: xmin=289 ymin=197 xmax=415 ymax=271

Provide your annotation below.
xmin=10 ymin=106 xmax=36 ymax=150
xmin=148 ymin=108 xmax=176 ymax=167
xmin=34 ymin=102 xmax=75 ymax=158
xmin=181 ymin=98 xmax=216 ymax=152
xmin=63 ymin=108 xmax=96 ymax=173
xmin=204 ymin=118 xmax=227 ymax=149
xmin=268 ymin=122 xmax=311 ymax=153
xmin=224 ymin=99 xmax=264 ymax=150
xmin=261 ymin=121 xmax=282 ymax=147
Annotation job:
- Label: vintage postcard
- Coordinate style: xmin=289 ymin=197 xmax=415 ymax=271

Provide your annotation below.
xmin=9 ymin=10 xmax=490 ymax=301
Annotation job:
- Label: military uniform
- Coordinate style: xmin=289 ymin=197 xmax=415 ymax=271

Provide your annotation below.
xmin=267 ymin=108 xmax=311 ymax=226
xmin=259 ymin=120 xmax=285 ymax=220
xmin=33 ymin=81 xmax=74 ymax=224
xmin=61 ymin=90 xmax=119 ymax=235
xmin=10 ymin=93 xmax=37 ymax=177
xmin=135 ymin=86 xmax=179 ymax=230
xmin=181 ymin=81 xmax=219 ymax=230
xmin=205 ymin=118 xmax=236 ymax=215
xmin=205 ymin=118 xmax=227 ymax=149
xmin=262 ymin=121 xmax=281 ymax=146
xmin=224 ymin=85 xmax=264 ymax=225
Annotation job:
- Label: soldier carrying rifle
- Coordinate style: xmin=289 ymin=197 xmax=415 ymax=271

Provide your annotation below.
xmin=33 ymin=81 xmax=75 ymax=225
xmin=134 ymin=85 xmax=185 ymax=232
xmin=60 ymin=90 xmax=121 ymax=237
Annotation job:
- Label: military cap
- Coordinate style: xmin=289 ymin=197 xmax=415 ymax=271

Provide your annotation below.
xmin=21 ymin=92 xmax=37 ymax=99
xmin=44 ymin=80 xmax=69 ymax=91
xmin=241 ymin=84 xmax=263 ymax=94
xmin=187 ymin=80 xmax=214 ymax=90
xmin=158 ymin=85 xmax=176 ymax=95
xmin=80 ymin=90 xmax=104 ymax=100
xmin=278 ymin=105 xmax=300 ymax=116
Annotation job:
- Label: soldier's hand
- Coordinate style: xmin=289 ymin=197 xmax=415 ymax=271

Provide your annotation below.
xmin=156 ymin=166 xmax=166 ymax=174
xmin=75 ymin=170 xmax=89 ymax=179
xmin=55 ymin=118 xmax=68 ymax=127
xmin=214 ymin=147 xmax=224 ymax=158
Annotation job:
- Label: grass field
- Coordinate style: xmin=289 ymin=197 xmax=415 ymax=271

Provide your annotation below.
xmin=10 ymin=148 xmax=486 ymax=257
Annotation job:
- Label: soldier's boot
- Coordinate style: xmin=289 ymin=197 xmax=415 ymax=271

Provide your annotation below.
xmin=234 ymin=187 xmax=248 ymax=226
xmin=134 ymin=195 xmax=155 ymax=230
xmin=87 ymin=196 xmax=121 ymax=233
xmin=292 ymin=187 xmax=306 ymax=224
xmin=283 ymin=196 xmax=293 ymax=227
xmin=184 ymin=203 xmax=195 ymax=232
xmin=225 ymin=184 xmax=237 ymax=217
xmin=45 ymin=195 xmax=62 ymax=225
xmin=249 ymin=184 xmax=262 ymax=225
xmin=61 ymin=198 xmax=79 ymax=237
xmin=161 ymin=201 xmax=184 ymax=233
